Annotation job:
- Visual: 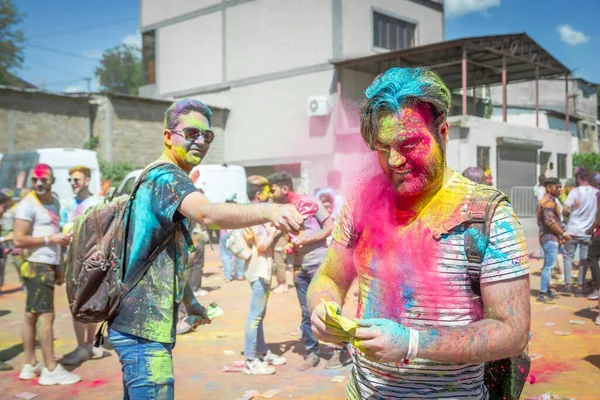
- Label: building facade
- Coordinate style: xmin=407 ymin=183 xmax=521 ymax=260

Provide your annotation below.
xmin=139 ymin=0 xmax=445 ymax=192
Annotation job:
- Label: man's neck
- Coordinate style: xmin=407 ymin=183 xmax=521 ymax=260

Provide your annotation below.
xmin=76 ymin=189 xmax=91 ymax=201
xmin=36 ymin=192 xmax=54 ymax=205
xmin=579 ymin=181 xmax=590 ymax=187
xmin=162 ymin=149 xmax=190 ymax=173
xmin=394 ymin=166 xmax=454 ymax=213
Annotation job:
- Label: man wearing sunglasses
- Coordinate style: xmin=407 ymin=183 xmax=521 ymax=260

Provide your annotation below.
xmin=13 ymin=164 xmax=81 ymax=386
xmin=60 ymin=165 xmax=106 ymax=366
xmin=108 ymin=99 xmax=305 ymax=400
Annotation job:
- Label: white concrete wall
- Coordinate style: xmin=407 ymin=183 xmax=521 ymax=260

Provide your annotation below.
xmin=157 ymin=13 xmax=223 ymax=94
xmin=489 ymin=79 xmax=597 ymax=119
xmin=447 ymin=116 xmax=573 ymax=186
xmin=342 ymin=0 xmax=444 ymax=59
xmin=141 ymin=0 xmax=220 ymax=27
xmin=225 ymin=0 xmax=332 ymax=81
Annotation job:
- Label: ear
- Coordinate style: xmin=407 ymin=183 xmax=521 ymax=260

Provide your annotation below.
xmin=85 ymin=177 xmax=91 ymax=184
xmin=438 ymin=121 xmax=449 ymax=145
xmin=164 ymin=129 xmax=174 ymax=147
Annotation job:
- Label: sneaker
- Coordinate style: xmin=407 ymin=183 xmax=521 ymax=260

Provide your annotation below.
xmin=300 ymin=352 xmax=320 ymax=371
xmin=244 ymin=359 xmax=275 ymax=375
xmin=587 ymin=289 xmax=599 ymax=300
xmin=574 ymin=288 xmax=586 ymax=298
xmin=547 ymin=290 xmax=558 ymax=299
xmin=61 ymin=346 xmax=91 ymax=365
xmin=176 ymin=320 xmax=193 ymax=335
xmin=90 ymin=345 xmax=110 ymax=359
xmin=193 ymin=289 xmax=209 ymax=297
xmin=39 ymin=364 xmax=81 ymax=386
xmin=325 ymin=348 xmax=352 ymax=369
xmin=560 ymin=286 xmax=572 ymax=296
xmin=0 ymin=361 xmax=13 ymax=371
xmin=19 ymin=362 xmax=43 ymax=380
xmin=537 ymin=293 xmax=555 ymax=304
xmin=272 ymin=284 xmax=289 ymax=294
xmin=260 ymin=350 xmax=286 ymax=366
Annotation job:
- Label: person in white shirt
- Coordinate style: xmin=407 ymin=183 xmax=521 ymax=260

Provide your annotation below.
xmin=13 ymin=164 xmax=81 ymax=386
xmin=59 ymin=165 xmax=105 ymax=366
xmin=562 ymin=167 xmax=599 ymax=296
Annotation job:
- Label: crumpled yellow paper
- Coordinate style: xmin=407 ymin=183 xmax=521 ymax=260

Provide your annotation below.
xmin=322 ymin=299 xmax=360 ymax=345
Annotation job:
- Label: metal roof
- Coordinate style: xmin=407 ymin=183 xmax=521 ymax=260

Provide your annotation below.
xmin=331 ymin=33 xmax=571 ymax=90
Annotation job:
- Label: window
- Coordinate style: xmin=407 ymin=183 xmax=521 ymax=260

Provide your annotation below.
xmin=142 ymin=31 xmax=156 ymax=85
xmin=477 ymin=146 xmax=490 ymax=169
xmin=373 ymin=12 xmax=416 ymax=51
xmin=581 ymin=123 xmax=590 ymax=140
xmin=557 ymin=154 xmax=567 ymax=179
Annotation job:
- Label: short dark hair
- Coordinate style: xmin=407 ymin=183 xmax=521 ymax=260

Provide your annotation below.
xmin=462 ymin=167 xmax=484 ymax=184
xmin=246 ymin=175 xmax=269 ymax=200
xmin=164 ymin=99 xmax=212 ymax=130
xmin=538 ymin=174 xmax=546 ymax=185
xmin=575 ymin=166 xmax=590 ymax=182
xmin=268 ymin=172 xmax=294 ymax=191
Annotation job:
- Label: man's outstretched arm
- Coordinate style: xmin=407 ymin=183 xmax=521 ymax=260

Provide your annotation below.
xmin=178 ymin=192 xmax=304 ymax=234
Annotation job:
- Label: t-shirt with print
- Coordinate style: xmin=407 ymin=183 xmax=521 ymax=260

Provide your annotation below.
xmin=59 ymin=195 xmax=101 ymax=226
xmin=110 ymin=162 xmax=198 ymax=344
xmin=15 ymin=193 xmax=61 ymax=266
xmin=565 ymin=185 xmax=599 ymax=237
xmin=292 ymin=197 xmax=330 ymax=267
xmin=333 ymin=171 xmax=529 ymax=400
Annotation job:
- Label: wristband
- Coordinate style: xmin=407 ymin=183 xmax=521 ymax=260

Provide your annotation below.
xmin=44 ymin=236 xmax=50 ymax=246
xmin=405 ymin=328 xmax=419 ymax=362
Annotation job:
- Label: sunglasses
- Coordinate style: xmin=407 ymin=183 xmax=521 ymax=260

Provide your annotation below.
xmin=68 ymin=178 xmax=81 ymax=184
xmin=31 ymin=177 xmax=49 ymax=184
xmin=170 ymin=127 xmax=214 ymax=144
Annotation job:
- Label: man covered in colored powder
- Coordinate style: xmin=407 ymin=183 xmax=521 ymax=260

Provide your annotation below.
xmin=108 ymin=99 xmax=304 ymax=400
xmin=268 ymin=172 xmax=342 ymax=370
xmin=536 ymin=177 xmax=568 ymax=304
xmin=59 ymin=165 xmax=107 ymax=365
xmin=13 ymin=164 xmax=81 ymax=385
xmin=307 ymin=67 xmax=530 ymax=399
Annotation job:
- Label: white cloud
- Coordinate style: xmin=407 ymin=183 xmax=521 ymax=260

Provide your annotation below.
xmin=446 ymin=0 xmax=501 ymax=18
xmin=121 ymin=31 xmax=142 ymax=49
xmin=557 ymin=25 xmax=589 ymax=46
xmin=83 ymin=49 xmax=103 ymax=59
xmin=64 ymin=85 xmax=85 ymax=93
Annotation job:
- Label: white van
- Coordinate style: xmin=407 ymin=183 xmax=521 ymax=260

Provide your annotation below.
xmin=0 ymin=148 xmax=102 ymax=204
xmin=118 ymin=164 xmax=248 ymax=204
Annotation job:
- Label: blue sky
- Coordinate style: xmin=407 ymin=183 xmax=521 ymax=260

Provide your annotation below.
xmin=14 ymin=0 xmax=600 ymax=93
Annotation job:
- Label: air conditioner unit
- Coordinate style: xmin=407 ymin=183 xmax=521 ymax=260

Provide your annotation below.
xmin=308 ymin=96 xmax=331 ymax=116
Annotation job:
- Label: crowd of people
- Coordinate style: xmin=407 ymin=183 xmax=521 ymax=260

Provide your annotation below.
xmin=535 ymin=168 xmax=600 ymax=323
xmin=0 ymin=66 xmax=592 ymax=399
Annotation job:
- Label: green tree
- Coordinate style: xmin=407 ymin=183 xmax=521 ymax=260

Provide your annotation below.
xmin=99 ymin=159 xmax=139 ymax=188
xmin=572 ymin=152 xmax=600 ymax=174
xmin=0 ymin=0 xmax=25 ymax=86
xmin=95 ymin=44 xmax=141 ymax=95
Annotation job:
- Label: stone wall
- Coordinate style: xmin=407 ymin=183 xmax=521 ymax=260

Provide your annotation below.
xmin=0 ymin=88 xmax=228 ymax=167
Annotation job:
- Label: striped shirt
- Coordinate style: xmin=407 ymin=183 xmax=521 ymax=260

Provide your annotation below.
xmin=333 ymin=172 xmax=529 ymax=399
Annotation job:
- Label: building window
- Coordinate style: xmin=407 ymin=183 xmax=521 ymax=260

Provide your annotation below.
xmin=477 ymin=146 xmax=490 ymax=169
xmin=373 ymin=12 xmax=416 ymax=51
xmin=581 ymin=124 xmax=590 ymax=140
xmin=557 ymin=154 xmax=567 ymax=179
xmin=142 ymin=31 xmax=156 ymax=85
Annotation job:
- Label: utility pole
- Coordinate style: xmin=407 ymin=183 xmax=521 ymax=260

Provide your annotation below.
xmin=85 ymin=77 xmax=91 ymax=93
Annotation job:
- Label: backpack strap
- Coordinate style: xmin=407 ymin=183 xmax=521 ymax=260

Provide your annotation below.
xmin=465 ymin=185 xmax=510 ymax=296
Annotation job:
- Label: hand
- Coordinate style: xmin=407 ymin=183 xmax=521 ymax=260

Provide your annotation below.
xmin=561 ymin=233 xmax=572 ymax=243
xmin=270 ymin=204 xmax=304 ymax=236
xmin=55 ymin=265 xmax=65 ymax=286
xmin=572 ymin=200 xmax=581 ymax=210
xmin=292 ymin=233 xmax=309 ymax=248
xmin=310 ymin=301 xmax=349 ymax=345
xmin=352 ymin=318 xmax=409 ymax=363
xmin=185 ymin=300 xmax=211 ymax=328
xmin=585 ymin=227 xmax=594 ymax=236
xmin=50 ymin=233 xmax=70 ymax=247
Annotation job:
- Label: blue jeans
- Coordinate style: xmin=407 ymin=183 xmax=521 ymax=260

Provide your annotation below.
xmin=109 ymin=329 xmax=175 ymax=400
xmin=244 ymin=278 xmax=270 ymax=359
xmin=219 ymin=233 xmax=245 ymax=280
xmin=541 ymin=241 xmax=559 ymax=293
xmin=293 ymin=264 xmax=319 ymax=356
xmin=563 ymin=236 xmax=590 ymax=286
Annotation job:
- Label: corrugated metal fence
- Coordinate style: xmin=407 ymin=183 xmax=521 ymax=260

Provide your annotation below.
xmin=510 ymin=186 xmax=537 ymax=217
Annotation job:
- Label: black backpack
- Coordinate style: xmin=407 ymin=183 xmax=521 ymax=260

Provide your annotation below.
xmin=459 ymin=185 xmax=531 ymax=400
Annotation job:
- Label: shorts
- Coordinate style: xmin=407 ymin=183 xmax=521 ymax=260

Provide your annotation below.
xmin=23 ymin=262 xmax=56 ymax=314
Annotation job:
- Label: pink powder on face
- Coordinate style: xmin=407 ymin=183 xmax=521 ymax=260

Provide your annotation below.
xmin=32 ymin=163 xmax=52 ymax=178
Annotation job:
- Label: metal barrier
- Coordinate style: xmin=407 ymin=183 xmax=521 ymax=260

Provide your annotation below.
xmin=510 ymin=186 xmax=537 ymax=217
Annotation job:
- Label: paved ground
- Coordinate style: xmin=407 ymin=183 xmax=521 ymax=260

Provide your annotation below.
xmin=0 ymin=219 xmax=598 ymax=400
